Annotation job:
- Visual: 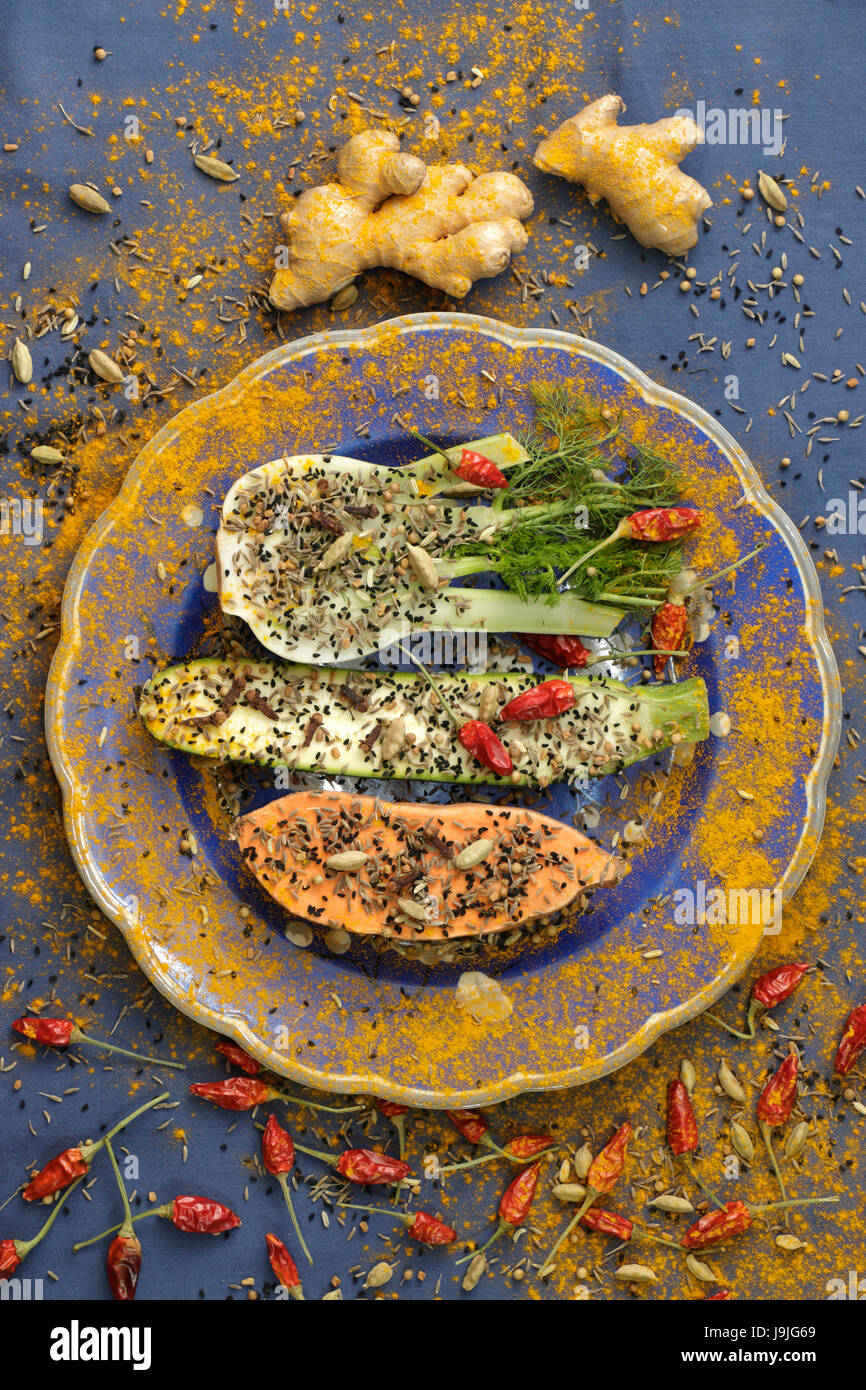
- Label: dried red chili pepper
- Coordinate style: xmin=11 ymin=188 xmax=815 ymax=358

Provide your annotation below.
xmin=266 ymin=1233 xmax=305 ymax=1300
xmin=214 ymin=1039 xmax=261 ymax=1074
xmin=557 ymin=508 xmax=702 ymax=587
xmin=104 ymin=1136 xmax=142 ymax=1301
xmin=457 ymin=720 xmax=513 ymax=777
xmin=23 ymin=1147 xmax=90 ymax=1202
xmin=625 ymin=507 xmax=702 ymax=542
xmin=499 ymin=1161 xmax=541 ymax=1226
xmin=106 ymin=1232 xmax=142 ymax=1301
xmin=834 ymin=1003 xmax=866 ymax=1076
xmin=13 ymin=1017 xmax=74 ymax=1046
xmin=503 ymin=1134 xmax=554 ymax=1161
xmin=337 ymin=1149 xmax=411 ymax=1185
xmin=73 ymin=1194 xmax=242 ymax=1251
xmin=262 ymin=1112 xmax=295 ymax=1174
xmin=262 ymin=1115 xmax=312 ymax=1266
xmin=342 ymin=1203 xmax=457 ymax=1247
xmin=500 ymin=680 xmax=576 ymax=722
xmin=294 ymin=1140 xmax=412 ymax=1186
xmin=406 ymin=1210 xmax=457 ymax=1246
xmin=189 ymin=1076 xmax=360 ymax=1115
xmin=455 ymin=449 xmax=509 ymax=490
xmin=752 ymin=963 xmax=810 ymax=1011
xmin=438 ymin=1126 xmax=552 ymax=1176
xmin=517 ymin=634 xmax=590 ymax=669
xmin=190 ymin=1077 xmax=270 ymax=1110
xmin=446 ymin=1109 xmax=489 ymax=1144
xmin=651 ymin=600 xmax=689 ymax=678
xmin=666 ymin=1079 xmax=699 ymax=1156
xmin=159 ymin=1196 xmax=242 ymax=1234
xmin=376 ymin=1100 xmax=408 ymax=1119
xmin=1 ymin=1173 xmax=86 ymax=1282
xmin=680 ymin=1191 xmax=837 ymax=1250
xmin=581 ymin=1208 xmax=634 ymax=1241
xmin=664 ymin=1078 xmax=723 ymax=1207
xmin=706 ymin=962 xmax=810 ymax=1040
xmin=706 ymin=1289 xmax=732 ymax=1300
xmin=757 ymin=1052 xmax=800 ymax=1219
xmin=23 ymin=1091 xmax=168 ymax=1201
xmin=541 ymin=1123 xmax=632 ymax=1274
xmin=757 ymin=1053 xmax=799 ymax=1128
xmin=682 ymin=1201 xmax=753 ymax=1250
xmin=12 ymin=1016 xmax=185 ymax=1070
xmin=586 ymin=1123 xmax=632 ymax=1196
xmin=0 ymin=1240 xmax=22 ymax=1279
xmin=456 ymin=1160 xmax=542 ymax=1265
xmin=374 ymin=1100 xmax=409 ymax=1158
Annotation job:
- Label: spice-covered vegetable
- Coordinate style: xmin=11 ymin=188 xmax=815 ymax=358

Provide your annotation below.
xmin=215 ymin=447 xmax=628 ymax=664
xmin=236 ymin=791 xmax=618 ymax=943
xmin=140 ymin=659 xmax=710 ymax=788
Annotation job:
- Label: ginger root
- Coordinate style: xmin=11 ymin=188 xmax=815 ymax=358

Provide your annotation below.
xmin=269 ymin=129 xmax=533 ymax=310
xmin=533 ymin=95 xmax=711 ymax=256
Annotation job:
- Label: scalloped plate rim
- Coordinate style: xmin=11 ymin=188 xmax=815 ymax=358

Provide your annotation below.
xmin=45 ymin=312 xmax=840 ymax=1107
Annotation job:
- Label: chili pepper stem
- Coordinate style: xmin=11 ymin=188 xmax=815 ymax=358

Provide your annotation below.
xmin=454 ymin=1219 xmax=509 ymax=1266
xmin=557 ymin=522 xmax=629 ymax=588
xmin=391 ymin=1116 xmax=406 ymax=1162
xmin=339 ymin=1202 xmax=408 ymax=1222
xmin=18 ymin=1175 xmax=86 ymax=1257
xmin=98 ymin=1090 xmax=170 ymax=1153
xmin=751 ymin=1196 xmax=839 ymax=1216
xmin=399 ymin=644 xmax=463 ymax=727
xmin=73 ymin=1030 xmax=186 ymax=1070
xmin=596 ymin=593 xmax=661 ymax=609
xmin=273 ymin=1092 xmax=363 ymax=1116
xmin=682 ymin=543 xmax=768 ymax=597
xmin=632 ymin=1225 xmax=684 ymax=1251
xmin=681 ymin=1158 xmax=726 ymax=1209
xmin=702 ymin=1010 xmax=756 ymax=1041
xmin=538 ymin=1190 xmax=597 ymax=1276
xmin=292 ymin=1141 xmax=337 ymax=1167
xmin=759 ymin=1122 xmax=791 ymax=1227
xmin=277 ymin=1174 xmax=313 ymax=1266
xmin=588 ymin=648 xmax=689 ymax=663
xmin=73 ymin=1208 xmax=165 ymax=1250
xmin=103 ymin=1137 xmax=134 ymax=1238
xmin=438 ymin=1151 xmax=505 ymax=1178
xmin=438 ymin=1144 xmax=555 ymax=1178
xmin=409 ymin=430 xmax=452 ymax=466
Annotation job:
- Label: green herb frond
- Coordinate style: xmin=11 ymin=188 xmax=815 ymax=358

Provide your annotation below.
xmin=501 ymin=384 xmax=681 ymax=517
xmin=455 ymin=504 xmax=683 ymax=604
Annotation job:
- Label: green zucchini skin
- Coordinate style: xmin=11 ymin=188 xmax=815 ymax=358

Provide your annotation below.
xmin=139 ymin=657 xmax=710 ymax=788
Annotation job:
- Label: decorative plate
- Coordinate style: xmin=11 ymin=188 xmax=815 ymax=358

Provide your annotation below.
xmin=45 ymin=314 xmax=840 ymax=1108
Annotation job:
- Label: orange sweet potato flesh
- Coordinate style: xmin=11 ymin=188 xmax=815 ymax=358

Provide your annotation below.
xmin=236 ymin=791 xmax=620 ymax=942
